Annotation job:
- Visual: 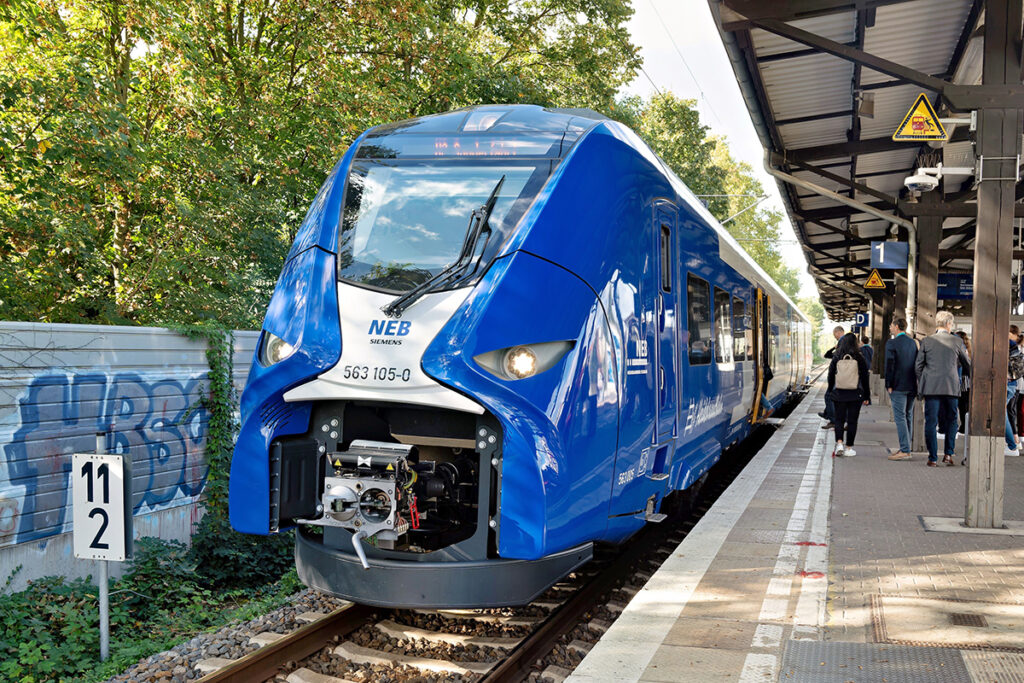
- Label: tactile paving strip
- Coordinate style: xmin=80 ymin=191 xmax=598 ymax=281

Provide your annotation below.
xmin=779 ymin=641 xmax=971 ymax=682
xmin=961 ymin=651 xmax=1024 ymax=682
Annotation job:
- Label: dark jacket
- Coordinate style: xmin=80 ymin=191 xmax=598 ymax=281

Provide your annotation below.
xmin=861 ymin=344 xmax=874 ymax=368
xmin=827 ymin=340 xmax=870 ymax=403
xmin=916 ymin=330 xmax=971 ymax=397
xmin=884 ymin=333 xmax=918 ymax=394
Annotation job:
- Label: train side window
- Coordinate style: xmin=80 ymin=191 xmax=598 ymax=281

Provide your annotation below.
xmin=714 ymin=287 xmax=733 ymax=364
xmin=686 ymin=274 xmax=712 ymax=365
xmin=732 ymin=296 xmax=747 ymax=361
xmin=660 ymin=225 xmax=672 ymax=292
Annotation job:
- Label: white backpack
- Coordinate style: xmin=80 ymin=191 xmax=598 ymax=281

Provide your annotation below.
xmin=835 ymin=354 xmax=859 ymax=390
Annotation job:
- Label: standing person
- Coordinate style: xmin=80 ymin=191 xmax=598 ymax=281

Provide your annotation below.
xmin=828 ymin=332 xmax=870 ymax=457
xmin=1006 ymin=326 xmax=1023 ymax=456
xmin=820 ymin=325 xmax=845 ymax=428
xmin=860 ymin=336 xmax=874 ymax=369
xmin=885 ymin=318 xmax=917 ymax=460
xmin=955 ymin=331 xmax=971 ymax=437
xmin=916 ymin=311 xmax=971 ymax=466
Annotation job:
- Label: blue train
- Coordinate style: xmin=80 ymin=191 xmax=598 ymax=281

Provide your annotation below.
xmin=229 ymin=105 xmax=812 ymax=608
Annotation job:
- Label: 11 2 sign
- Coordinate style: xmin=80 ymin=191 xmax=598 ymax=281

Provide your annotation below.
xmin=72 ymin=453 xmax=131 ymax=561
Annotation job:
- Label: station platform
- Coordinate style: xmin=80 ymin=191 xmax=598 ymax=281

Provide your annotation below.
xmin=567 ymin=383 xmax=1024 ymax=682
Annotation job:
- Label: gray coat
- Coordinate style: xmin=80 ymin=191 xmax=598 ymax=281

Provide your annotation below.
xmin=915 ymin=330 xmax=971 ymax=397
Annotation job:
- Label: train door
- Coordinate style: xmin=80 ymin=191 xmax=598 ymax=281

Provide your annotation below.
xmin=655 ymin=205 xmax=678 ymax=440
xmin=750 ymin=288 xmax=772 ymax=421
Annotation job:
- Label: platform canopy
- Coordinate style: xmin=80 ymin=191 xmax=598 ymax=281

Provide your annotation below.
xmin=709 ymin=0 xmax=992 ymax=319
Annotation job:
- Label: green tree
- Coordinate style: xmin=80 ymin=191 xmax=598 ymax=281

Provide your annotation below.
xmin=0 ymin=0 xmax=640 ymax=328
xmin=616 ymin=93 xmax=729 ymax=218
xmin=711 ymin=141 xmax=801 ymax=300
xmin=798 ymin=295 xmax=826 ymax=361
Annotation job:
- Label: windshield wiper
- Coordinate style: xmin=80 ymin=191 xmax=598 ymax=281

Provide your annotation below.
xmin=382 ymin=175 xmax=505 ymax=318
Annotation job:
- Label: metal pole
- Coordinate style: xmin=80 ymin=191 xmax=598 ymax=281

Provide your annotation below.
xmin=966 ymin=0 xmax=1021 ymax=528
xmin=95 ymin=431 xmax=109 ymax=661
xmin=912 ymin=197 xmax=942 ymax=453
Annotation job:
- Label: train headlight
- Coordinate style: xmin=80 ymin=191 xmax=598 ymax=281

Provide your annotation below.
xmin=259 ymin=331 xmax=296 ymax=366
xmin=474 ymin=341 xmax=575 ymax=381
xmin=504 ymin=346 xmax=537 ymax=379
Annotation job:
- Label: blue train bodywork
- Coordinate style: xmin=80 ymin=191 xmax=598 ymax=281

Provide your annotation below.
xmin=229 ymin=105 xmax=812 ymax=607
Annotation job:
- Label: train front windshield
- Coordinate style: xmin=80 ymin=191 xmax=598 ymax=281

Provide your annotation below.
xmin=338 ymin=159 xmax=552 ymax=292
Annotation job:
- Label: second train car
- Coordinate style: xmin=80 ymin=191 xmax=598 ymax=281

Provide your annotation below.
xmin=229 ymin=105 xmax=812 ymax=607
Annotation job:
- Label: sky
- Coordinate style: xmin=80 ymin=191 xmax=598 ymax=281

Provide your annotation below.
xmin=622 ymin=0 xmax=819 ymax=300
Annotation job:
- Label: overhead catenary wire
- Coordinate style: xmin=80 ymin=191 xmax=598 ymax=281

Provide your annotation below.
xmin=639 ymin=65 xmax=663 ymax=95
xmin=646 ymin=0 xmax=722 ymax=125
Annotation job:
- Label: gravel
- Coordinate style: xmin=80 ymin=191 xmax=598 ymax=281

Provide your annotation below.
xmin=105 ymin=588 xmax=350 ymax=683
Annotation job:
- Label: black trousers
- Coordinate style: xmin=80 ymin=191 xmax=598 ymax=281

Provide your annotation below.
xmin=834 ymin=399 xmax=863 ymax=446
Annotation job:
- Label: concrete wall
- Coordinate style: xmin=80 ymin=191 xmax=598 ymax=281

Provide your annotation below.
xmin=0 ymin=322 xmax=258 ymax=592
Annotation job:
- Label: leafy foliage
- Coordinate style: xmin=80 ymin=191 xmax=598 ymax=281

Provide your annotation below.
xmin=0 ymin=0 xmax=639 ymax=327
xmin=0 ymin=538 xmax=301 ymax=683
xmin=1 ymin=540 xmax=299 ymax=683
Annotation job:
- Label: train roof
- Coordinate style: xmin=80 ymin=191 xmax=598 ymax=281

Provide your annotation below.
xmin=366 ymin=105 xmax=604 ymax=138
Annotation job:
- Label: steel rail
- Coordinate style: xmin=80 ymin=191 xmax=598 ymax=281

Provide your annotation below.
xmin=481 ymin=509 xmax=691 ymax=682
xmin=197 ymin=603 xmax=377 ymax=683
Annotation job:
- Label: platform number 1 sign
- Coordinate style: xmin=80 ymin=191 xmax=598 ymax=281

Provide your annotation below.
xmin=73 ymin=451 xmax=131 ymax=561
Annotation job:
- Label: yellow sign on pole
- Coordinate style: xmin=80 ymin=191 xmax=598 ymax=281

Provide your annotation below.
xmin=892 ymin=93 xmax=947 ymax=141
xmin=865 ymin=269 xmax=887 ymax=289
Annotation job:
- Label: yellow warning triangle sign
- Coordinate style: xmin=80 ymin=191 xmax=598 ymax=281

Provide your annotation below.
xmin=865 ymin=269 xmax=886 ymax=289
xmin=892 ymin=93 xmax=947 ymax=141
xmin=332 ymin=458 xmax=342 ymax=467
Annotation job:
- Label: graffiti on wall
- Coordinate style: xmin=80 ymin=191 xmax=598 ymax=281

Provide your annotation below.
xmin=0 ymin=371 xmax=209 ymax=547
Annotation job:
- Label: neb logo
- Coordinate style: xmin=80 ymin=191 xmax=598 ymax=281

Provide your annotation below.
xmin=368 ymin=320 xmax=411 ymax=336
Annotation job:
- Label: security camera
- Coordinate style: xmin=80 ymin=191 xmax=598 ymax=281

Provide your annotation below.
xmin=904 ymin=172 xmax=939 ymax=193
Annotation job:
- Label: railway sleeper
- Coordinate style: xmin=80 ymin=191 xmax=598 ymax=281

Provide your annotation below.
xmin=334 ymin=641 xmax=495 ymax=676
xmin=414 ymin=608 xmax=542 ymax=626
xmin=375 ymin=619 xmax=523 ymax=649
xmin=286 ymin=667 xmax=360 ymax=683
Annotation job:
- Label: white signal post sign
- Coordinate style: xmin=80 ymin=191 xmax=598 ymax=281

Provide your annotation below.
xmin=73 ymin=433 xmax=132 ymax=662
xmin=73 ymin=452 xmax=130 ymax=561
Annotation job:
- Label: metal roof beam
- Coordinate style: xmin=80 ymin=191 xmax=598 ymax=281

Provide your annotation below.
xmin=898 ymin=201 xmax=1024 ymax=217
xmin=797 ymin=201 xmax=893 ymax=221
xmin=784 ymin=126 xmax=970 ymax=162
xmin=775 ymin=110 xmax=854 ymax=125
xmin=746 ymin=17 xmax=1024 ymax=109
xmin=798 ymin=219 xmax=872 ymax=245
xmin=756 ymin=42 xmax=858 ymax=63
xmin=721 ymin=0 xmax=908 ymax=26
xmin=778 ymin=154 xmax=898 ymax=206
xmin=802 ymin=218 xmax=872 ymax=245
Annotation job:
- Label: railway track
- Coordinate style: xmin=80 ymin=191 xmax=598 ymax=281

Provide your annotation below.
xmin=185 ymin=395 xmax=802 ymax=683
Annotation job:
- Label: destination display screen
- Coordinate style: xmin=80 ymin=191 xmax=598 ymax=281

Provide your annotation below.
xmin=356 ymin=133 xmax=565 ymax=159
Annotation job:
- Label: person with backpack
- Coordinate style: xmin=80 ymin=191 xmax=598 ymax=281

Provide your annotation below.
xmin=827 ymin=332 xmax=870 ymax=457
xmin=916 ymin=311 xmax=972 ymax=466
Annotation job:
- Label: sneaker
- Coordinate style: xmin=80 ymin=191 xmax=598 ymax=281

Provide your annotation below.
xmin=844 ymin=448 xmax=857 ymax=457
xmin=888 ymin=451 xmax=912 ymax=461
xmin=833 ymin=444 xmax=844 ymax=457
xmin=1005 ymin=447 xmax=1020 ymax=457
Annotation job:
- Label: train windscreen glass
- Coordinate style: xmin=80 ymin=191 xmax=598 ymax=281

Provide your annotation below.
xmin=338 ymin=159 xmax=550 ymax=291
